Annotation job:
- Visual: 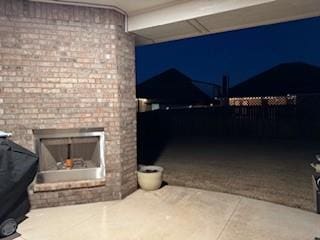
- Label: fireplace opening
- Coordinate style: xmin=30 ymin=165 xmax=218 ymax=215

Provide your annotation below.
xmin=33 ymin=128 xmax=105 ymax=183
xmin=40 ymin=137 xmax=100 ymax=171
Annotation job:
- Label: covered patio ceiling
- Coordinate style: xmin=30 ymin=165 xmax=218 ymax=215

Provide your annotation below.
xmin=31 ymin=0 xmax=320 ymax=45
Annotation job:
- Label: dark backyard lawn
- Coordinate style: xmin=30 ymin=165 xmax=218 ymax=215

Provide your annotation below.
xmin=142 ymin=136 xmax=318 ymax=211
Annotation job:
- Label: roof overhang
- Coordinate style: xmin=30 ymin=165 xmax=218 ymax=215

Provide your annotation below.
xmin=30 ymin=0 xmax=320 ymax=45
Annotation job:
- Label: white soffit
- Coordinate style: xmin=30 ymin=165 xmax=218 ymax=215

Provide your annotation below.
xmin=132 ymin=0 xmax=320 ymax=45
xmin=29 ymin=0 xmax=320 ymax=45
xmin=128 ymin=0 xmax=277 ymax=31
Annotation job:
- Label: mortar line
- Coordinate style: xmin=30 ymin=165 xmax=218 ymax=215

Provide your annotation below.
xmin=216 ymin=197 xmax=242 ymax=240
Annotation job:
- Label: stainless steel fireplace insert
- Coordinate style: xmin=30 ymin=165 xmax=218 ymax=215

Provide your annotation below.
xmin=33 ymin=128 xmax=105 ymax=183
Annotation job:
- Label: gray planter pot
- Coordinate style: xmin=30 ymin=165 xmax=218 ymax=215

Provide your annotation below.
xmin=137 ymin=165 xmax=163 ymax=191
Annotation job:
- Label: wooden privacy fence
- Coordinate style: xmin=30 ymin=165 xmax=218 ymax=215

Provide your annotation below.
xmin=138 ymin=105 xmax=320 ymax=140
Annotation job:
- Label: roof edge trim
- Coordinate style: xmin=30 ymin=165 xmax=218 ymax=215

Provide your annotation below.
xmin=29 ymin=0 xmax=128 ymax=31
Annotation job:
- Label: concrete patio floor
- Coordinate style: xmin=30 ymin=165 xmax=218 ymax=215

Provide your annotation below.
xmin=10 ymin=186 xmax=320 ymax=240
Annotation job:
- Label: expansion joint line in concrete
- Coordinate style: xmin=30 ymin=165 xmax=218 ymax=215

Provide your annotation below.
xmin=216 ymin=197 xmax=242 ymax=240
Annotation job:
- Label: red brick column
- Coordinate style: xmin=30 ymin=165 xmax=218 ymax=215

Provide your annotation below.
xmin=0 ymin=0 xmax=137 ymax=208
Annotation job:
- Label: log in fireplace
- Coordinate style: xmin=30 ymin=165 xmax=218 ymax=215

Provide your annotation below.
xmin=33 ymin=128 xmax=105 ymax=183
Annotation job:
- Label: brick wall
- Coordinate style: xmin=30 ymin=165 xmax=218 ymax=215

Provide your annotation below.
xmin=0 ymin=0 xmax=137 ymax=208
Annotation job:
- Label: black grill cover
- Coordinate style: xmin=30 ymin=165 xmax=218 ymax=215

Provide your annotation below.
xmin=0 ymin=138 xmax=38 ymax=222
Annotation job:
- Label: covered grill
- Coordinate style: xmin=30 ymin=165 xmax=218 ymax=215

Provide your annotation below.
xmin=0 ymin=137 xmax=38 ymax=237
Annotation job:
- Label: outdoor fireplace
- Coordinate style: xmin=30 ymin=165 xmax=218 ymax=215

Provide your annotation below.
xmin=33 ymin=128 xmax=105 ymax=183
xmin=0 ymin=0 xmax=137 ymax=208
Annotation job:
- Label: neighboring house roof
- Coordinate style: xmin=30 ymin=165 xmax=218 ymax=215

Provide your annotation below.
xmin=192 ymin=80 xmax=221 ymax=98
xmin=137 ymin=68 xmax=211 ymax=104
xmin=229 ymin=62 xmax=320 ymax=97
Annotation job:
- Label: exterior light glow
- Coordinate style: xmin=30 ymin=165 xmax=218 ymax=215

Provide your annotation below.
xmin=137 ymin=98 xmax=148 ymax=102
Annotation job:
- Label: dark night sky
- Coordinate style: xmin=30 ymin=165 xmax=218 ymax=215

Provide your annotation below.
xmin=135 ymin=17 xmax=320 ymax=87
